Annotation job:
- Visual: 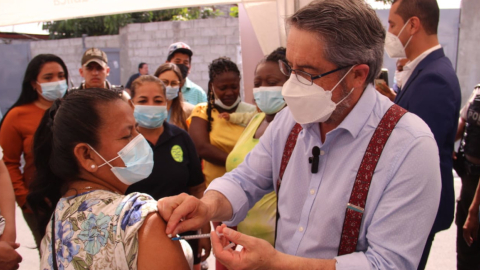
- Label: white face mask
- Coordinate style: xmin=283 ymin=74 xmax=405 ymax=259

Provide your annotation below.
xmin=282 ymin=66 xmax=355 ymax=124
xmin=89 ymin=134 xmax=154 ymax=185
xmin=37 ymin=80 xmax=68 ymax=101
xmin=253 ymin=86 xmax=285 ymax=114
xmin=213 ymin=87 xmax=241 ymax=110
xmin=384 ymin=19 xmax=413 ymax=59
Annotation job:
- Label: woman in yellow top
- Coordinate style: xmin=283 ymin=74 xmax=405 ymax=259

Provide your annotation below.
xmin=225 ymin=47 xmax=289 ymax=246
xmin=189 ymin=57 xmax=256 ymax=187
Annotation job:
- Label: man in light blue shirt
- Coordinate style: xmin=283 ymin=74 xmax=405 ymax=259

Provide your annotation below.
xmin=166 ymin=42 xmax=207 ymax=105
xmin=158 ymin=1 xmax=441 ymax=269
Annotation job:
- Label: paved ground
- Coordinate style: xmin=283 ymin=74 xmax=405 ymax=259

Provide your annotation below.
xmin=15 ymin=177 xmax=463 ymax=270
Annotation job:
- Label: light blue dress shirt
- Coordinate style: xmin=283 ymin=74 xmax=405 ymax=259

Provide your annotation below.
xmin=181 ymin=78 xmax=207 ymax=105
xmin=207 ymin=84 xmax=441 ymax=269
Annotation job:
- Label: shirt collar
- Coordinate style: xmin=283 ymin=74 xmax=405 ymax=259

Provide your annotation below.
xmin=184 ymin=77 xmax=193 ymax=90
xmin=155 ymin=122 xmax=183 ymax=147
xmin=403 ymin=44 xmax=442 ymax=72
xmin=335 ymin=84 xmax=377 ymax=139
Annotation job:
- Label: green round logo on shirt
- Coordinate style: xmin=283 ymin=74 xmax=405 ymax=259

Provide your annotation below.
xmin=171 ymin=145 xmax=183 ymax=162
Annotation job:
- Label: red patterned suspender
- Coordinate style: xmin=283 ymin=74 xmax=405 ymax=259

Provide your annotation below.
xmin=274 ymin=123 xmax=303 ymax=244
xmin=338 ymin=104 xmax=407 ymax=255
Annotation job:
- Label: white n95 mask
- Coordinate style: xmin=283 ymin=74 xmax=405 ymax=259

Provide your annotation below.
xmin=282 ymin=66 xmax=354 ymax=124
xmin=89 ymin=134 xmax=154 ymax=185
xmin=384 ymin=19 xmax=413 ymax=59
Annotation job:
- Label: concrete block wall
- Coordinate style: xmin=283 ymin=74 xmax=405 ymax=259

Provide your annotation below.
xmin=27 ymin=17 xmax=240 ymax=92
xmin=30 ymin=35 xmax=120 ymax=87
xmin=120 ymin=17 xmax=240 ymax=92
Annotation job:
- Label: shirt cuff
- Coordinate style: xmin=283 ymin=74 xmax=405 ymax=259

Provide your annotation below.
xmin=335 ymin=252 xmax=370 ymax=270
xmin=206 ymin=178 xmax=249 ymax=226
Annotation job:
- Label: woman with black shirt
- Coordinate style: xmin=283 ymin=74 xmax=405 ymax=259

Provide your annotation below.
xmin=125 ymin=75 xmax=210 ymax=269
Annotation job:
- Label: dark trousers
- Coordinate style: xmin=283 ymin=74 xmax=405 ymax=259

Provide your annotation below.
xmin=456 ymin=174 xmax=480 ymax=270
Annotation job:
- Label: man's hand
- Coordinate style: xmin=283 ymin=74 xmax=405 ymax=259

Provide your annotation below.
xmin=158 ymin=193 xmax=212 ymax=236
xmin=0 ymin=241 xmax=22 ymax=270
xmin=463 ymin=211 xmax=479 ymax=246
xmin=211 ymin=224 xmax=278 ymax=270
xmin=375 ymin=81 xmax=396 ymax=102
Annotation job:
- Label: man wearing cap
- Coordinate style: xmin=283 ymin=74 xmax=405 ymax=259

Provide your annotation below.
xmin=76 ymin=47 xmax=123 ymax=91
xmin=166 ymin=42 xmax=207 ymax=105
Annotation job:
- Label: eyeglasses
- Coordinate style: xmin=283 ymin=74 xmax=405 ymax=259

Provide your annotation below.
xmin=278 ymin=60 xmax=351 ymax=86
xmin=161 ymin=80 xmax=181 ymax=88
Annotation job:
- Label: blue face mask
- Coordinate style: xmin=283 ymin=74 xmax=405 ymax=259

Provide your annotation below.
xmin=89 ymin=134 xmax=154 ymax=185
xmin=253 ymin=86 xmax=286 ymax=114
xmin=134 ymin=105 xmax=167 ymax=129
xmin=165 ymin=86 xmax=180 ymax=100
xmin=38 ymin=80 xmax=68 ymax=101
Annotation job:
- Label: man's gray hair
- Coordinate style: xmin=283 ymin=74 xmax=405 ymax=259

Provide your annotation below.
xmin=287 ymin=0 xmax=385 ymax=84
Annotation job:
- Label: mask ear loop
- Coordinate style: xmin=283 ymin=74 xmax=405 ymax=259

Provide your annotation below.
xmin=87 ymin=144 xmax=120 ymax=168
xmin=397 ymin=18 xmax=413 ymax=50
xmin=331 ymin=65 xmax=356 ymax=106
xmin=331 ymin=65 xmax=356 ymax=93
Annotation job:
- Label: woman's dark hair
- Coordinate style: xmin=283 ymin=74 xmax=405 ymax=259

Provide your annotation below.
xmin=27 ymin=88 xmax=122 ymax=238
xmin=154 ymin=63 xmax=188 ymax=130
xmin=0 ymin=54 xmax=69 ymax=129
xmin=206 ymin=57 xmax=241 ymax=132
xmin=255 ymin=47 xmax=288 ymax=76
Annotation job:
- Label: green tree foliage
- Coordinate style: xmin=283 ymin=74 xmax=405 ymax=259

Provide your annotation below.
xmin=43 ymin=7 xmax=223 ymax=39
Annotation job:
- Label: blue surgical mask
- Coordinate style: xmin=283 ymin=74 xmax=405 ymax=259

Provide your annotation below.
xmin=37 ymin=80 xmax=68 ymax=101
xmin=134 ymin=105 xmax=167 ymax=129
xmin=253 ymin=86 xmax=285 ymax=114
xmin=166 ymin=86 xmax=180 ymax=100
xmin=88 ymin=134 xmax=154 ymax=185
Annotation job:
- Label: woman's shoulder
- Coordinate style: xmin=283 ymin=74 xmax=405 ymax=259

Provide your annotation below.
xmin=41 ymin=191 xmax=158 ymax=269
xmin=2 ymin=103 xmax=43 ymax=123
xmin=191 ymin=102 xmax=209 ymax=119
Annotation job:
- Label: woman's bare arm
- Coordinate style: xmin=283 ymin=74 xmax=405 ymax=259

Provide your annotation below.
xmin=188 ymin=117 xmax=228 ymax=166
xmin=0 ymin=161 xmax=16 ymax=242
xmin=138 ymin=212 xmax=190 ymax=270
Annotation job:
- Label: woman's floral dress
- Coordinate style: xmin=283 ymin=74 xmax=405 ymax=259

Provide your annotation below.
xmin=40 ymin=190 xmax=157 ymax=270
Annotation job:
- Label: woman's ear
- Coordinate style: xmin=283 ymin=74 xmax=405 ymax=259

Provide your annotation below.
xmin=31 ymin=81 xmax=38 ymax=91
xmin=73 ymin=143 xmax=99 ymax=173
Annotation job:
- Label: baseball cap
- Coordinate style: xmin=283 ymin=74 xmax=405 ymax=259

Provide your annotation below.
xmin=167 ymin=42 xmax=193 ymax=59
xmin=81 ymin=48 xmax=108 ymax=67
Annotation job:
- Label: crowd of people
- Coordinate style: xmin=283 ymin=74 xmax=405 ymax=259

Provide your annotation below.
xmin=0 ymin=0 xmax=479 ymax=269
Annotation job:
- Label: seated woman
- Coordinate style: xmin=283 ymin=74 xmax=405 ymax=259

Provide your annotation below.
xmin=154 ymin=63 xmax=194 ymax=131
xmin=27 ymin=89 xmax=190 ymax=270
xmin=125 ymin=75 xmax=210 ymax=269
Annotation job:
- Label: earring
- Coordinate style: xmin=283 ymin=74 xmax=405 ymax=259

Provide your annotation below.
xmin=91 ymin=164 xmax=96 ymax=169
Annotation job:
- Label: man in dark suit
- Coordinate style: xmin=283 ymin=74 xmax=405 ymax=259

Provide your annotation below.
xmin=386 ymin=0 xmax=461 ymax=269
